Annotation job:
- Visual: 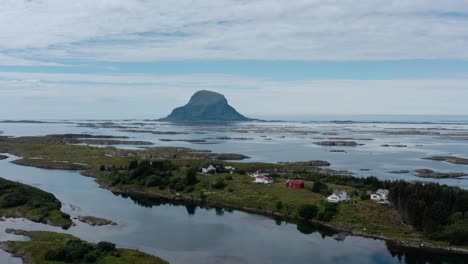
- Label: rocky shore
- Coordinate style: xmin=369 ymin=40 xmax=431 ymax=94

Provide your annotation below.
xmin=423 ymin=156 xmax=468 ymax=165
xmin=414 ymin=169 xmax=467 ymax=179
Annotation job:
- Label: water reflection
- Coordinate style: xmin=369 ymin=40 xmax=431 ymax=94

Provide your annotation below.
xmin=114 ymin=192 xmax=468 ymax=264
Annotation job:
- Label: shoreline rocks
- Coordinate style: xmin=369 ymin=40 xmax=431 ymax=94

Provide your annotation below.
xmin=423 ymin=156 xmax=468 ymax=165
xmin=414 ymin=169 xmax=467 ymax=179
xmin=315 ymin=141 xmax=362 ymax=147
xmin=78 ymin=216 xmax=117 ymax=226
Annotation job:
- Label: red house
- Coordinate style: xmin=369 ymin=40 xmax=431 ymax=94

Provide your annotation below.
xmin=286 ymin=180 xmax=304 ymax=189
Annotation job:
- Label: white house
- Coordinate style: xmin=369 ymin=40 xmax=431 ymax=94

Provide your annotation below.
xmin=326 ymin=190 xmax=349 ymax=203
xmin=201 ymin=164 xmax=216 ymax=174
xmin=254 ymin=175 xmax=274 ymax=184
xmin=224 ymin=165 xmax=235 ymax=174
xmin=371 ymin=189 xmax=389 ymax=202
xmin=249 ymin=171 xmax=269 ymax=178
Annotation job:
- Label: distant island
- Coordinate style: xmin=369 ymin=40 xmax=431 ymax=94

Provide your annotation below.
xmin=159 ymin=90 xmax=251 ymax=122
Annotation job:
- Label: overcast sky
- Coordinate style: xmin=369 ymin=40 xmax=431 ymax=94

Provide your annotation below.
xmin=0 ymin=0 xmax=467 ymax=119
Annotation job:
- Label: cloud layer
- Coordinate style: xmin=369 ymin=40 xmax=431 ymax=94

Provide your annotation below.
xmin=2 ymin=0 xmax=468 ymax=62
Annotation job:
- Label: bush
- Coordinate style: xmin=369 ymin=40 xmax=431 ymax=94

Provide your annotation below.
xmin=275 ymin=201 xmax=283 ymax=212
xmin=317 ymin=202 xmax=338 ymax=222
xmin=185 ymin=167 xmax=198 ymax=186
xmin=225 ymin=175 xmax=233 ymax=181
xmin=212 ymin=178 xmax=226 ymax=189
xmin=298 ymin=204 xmax=318 ymax=220
xmin=97 ymin=241 xmax=116 ymax=252
xmin=312 ymin=180 xmax=328 ymax=194
xmin=144 ymin=175 xmax=162 ymax=187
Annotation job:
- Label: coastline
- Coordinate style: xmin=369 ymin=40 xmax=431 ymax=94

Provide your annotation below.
xmin=2 ymin=151 xmax=468 ymax=257
xmin=95 ymin=177 xmax=468 ymax=256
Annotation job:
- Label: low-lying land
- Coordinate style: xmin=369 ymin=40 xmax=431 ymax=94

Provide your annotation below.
xmin=314 ymin=141 xmax=362 ymax=147
xmin=0 ymin=177 xmax=72 ymax=228
xmin=78 ymin=216 xmax=117 ymax=226
xmin=1 ymin=134 xmax=468 ymax=255
xmin=0 ymin=154 xmax=7 ymax=160
xmin=1 ymin=229 xmax=168 ymax=264
xmin=96 ymin=159 xmax=468 ymax=254
xmin=66 ymin=138 xmax=154 ymax=146
xmin=0 ymin=134 xmax=250 ymax=171
xmin=415 ymin=169 xmax=467 ymax=179
xmin=423 ymin=156 xmax=468 ymax=165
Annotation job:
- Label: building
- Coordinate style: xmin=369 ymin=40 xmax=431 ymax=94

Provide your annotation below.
xmin=285 ymin=180 xmax=304 ymax=189
xmin=255 ymin=175 xmax=274 ymax=184
xmin=224 ymin=165 xmax=235 ymax=174
xmin=326 ymin=189 xmax=349 ymax=203
xmin=201 ymin=164 xmax=216 ymax=174
xmin=249 ymin=171 xmax=269 ymax=178
xmin=371 ymin=189 xmax=389 ymax=202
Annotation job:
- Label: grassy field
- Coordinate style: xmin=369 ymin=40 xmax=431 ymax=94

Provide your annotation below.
xmin=1 ymin=230 xmax=168 ymax=264
xmin=100 ymin=172 xmax=430 ymax=246
xmin=0 ymin=135 xmax=249 ymax=172
xmin=0 ymin=177 xmax=72 ymax=228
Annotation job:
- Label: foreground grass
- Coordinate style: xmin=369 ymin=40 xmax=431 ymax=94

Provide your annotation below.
xmin=1 ymin=230 xmax=168 ymax=264
xmin=0 ymin=177 xmax=72 ymax=228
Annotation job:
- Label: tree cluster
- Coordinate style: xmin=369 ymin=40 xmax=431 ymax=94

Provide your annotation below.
xmin=389 ymin=181 xmax=468 ymax=245
xmin=108 ymin=160 xmax=199 ymax=192
xmin=45 ymin=240 xmax=118 ymax=263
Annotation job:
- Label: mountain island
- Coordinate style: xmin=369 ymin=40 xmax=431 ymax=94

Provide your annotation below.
xmin=160 ymin=90 xmax=251 ymax=122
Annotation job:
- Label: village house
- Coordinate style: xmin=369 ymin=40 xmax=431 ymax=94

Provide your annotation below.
xmin=201 ymin=164 xmax=216 ymax=174
xmin=224 ymin=165 xmax=235 ymax=174
xmin=254 ymin=175 xmax=274 ymax=184
xmin=249 ymin=171 xmax=269 ymax=178
xmin=285 ymin=180 xmax=304 ymax=189
xmin=371 ymin=189 xmax=390 ymax=202
xmin=326 ymin=189 xmax=349 ymax=203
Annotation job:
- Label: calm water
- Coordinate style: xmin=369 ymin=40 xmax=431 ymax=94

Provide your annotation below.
xmin=1 ymin=119 xmax=468 ymax=263
xmin=0 ymin=156 xmax=466 ymax=264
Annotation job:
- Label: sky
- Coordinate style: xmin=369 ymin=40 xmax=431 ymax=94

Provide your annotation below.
xmin=0 ymin=0 xmax=468 ymax=120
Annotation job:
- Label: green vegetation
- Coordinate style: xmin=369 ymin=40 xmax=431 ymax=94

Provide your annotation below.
xmin=0 ymin=177 xmax=72 ymax=228
xmin=1 ymin=229 xmax=168 ymax=264
xmin=2 ymin=135 xmax=468 ymax=251
xmin=102 ymin=159 xmax=468 ymax=250
xmin=390 ymin=181 xmax=468 ymax=245
xmin=0 ymin=134 xmax=248 ymax=173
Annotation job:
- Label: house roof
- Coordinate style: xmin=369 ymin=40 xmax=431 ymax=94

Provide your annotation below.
xmin=286 ymin=180 xmax=303 ymax=184
xmin=333 ymin=189 xmax=347 ymax=196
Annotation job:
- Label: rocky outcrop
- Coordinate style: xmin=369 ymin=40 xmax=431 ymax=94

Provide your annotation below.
xmin=315 ymin=141 xmax=361 ymax=147
xmin=423 ymin=156 xmax=468 ymax=165
xmin=414 ymin=169 xmax=467 ymax=178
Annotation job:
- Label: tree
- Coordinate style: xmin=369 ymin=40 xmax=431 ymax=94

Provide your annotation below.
xmin=275 ymin=201 xmax=283 ymax=212
xmin=298 ymin=204 xmax=318 ymax=220
xmin=128 ymin=160 xmax=139 ymax=170
xmin=185 ymin=167 xmax=198 ymax=186
xmin=312 ymin=180 xmax=327 ymax=193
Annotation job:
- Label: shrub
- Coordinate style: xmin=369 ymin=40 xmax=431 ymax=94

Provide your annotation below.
xmin=97 ymin=241 xmax=116 ymax=252
xmin=212 ymin=178 xmax=226 ymax=189
xmin=298 ymin=204 xmax=318 ymax=220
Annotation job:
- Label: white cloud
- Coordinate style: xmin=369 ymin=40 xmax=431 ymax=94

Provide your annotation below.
xmin=1 ymin=0 xmax=468 ymax=61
